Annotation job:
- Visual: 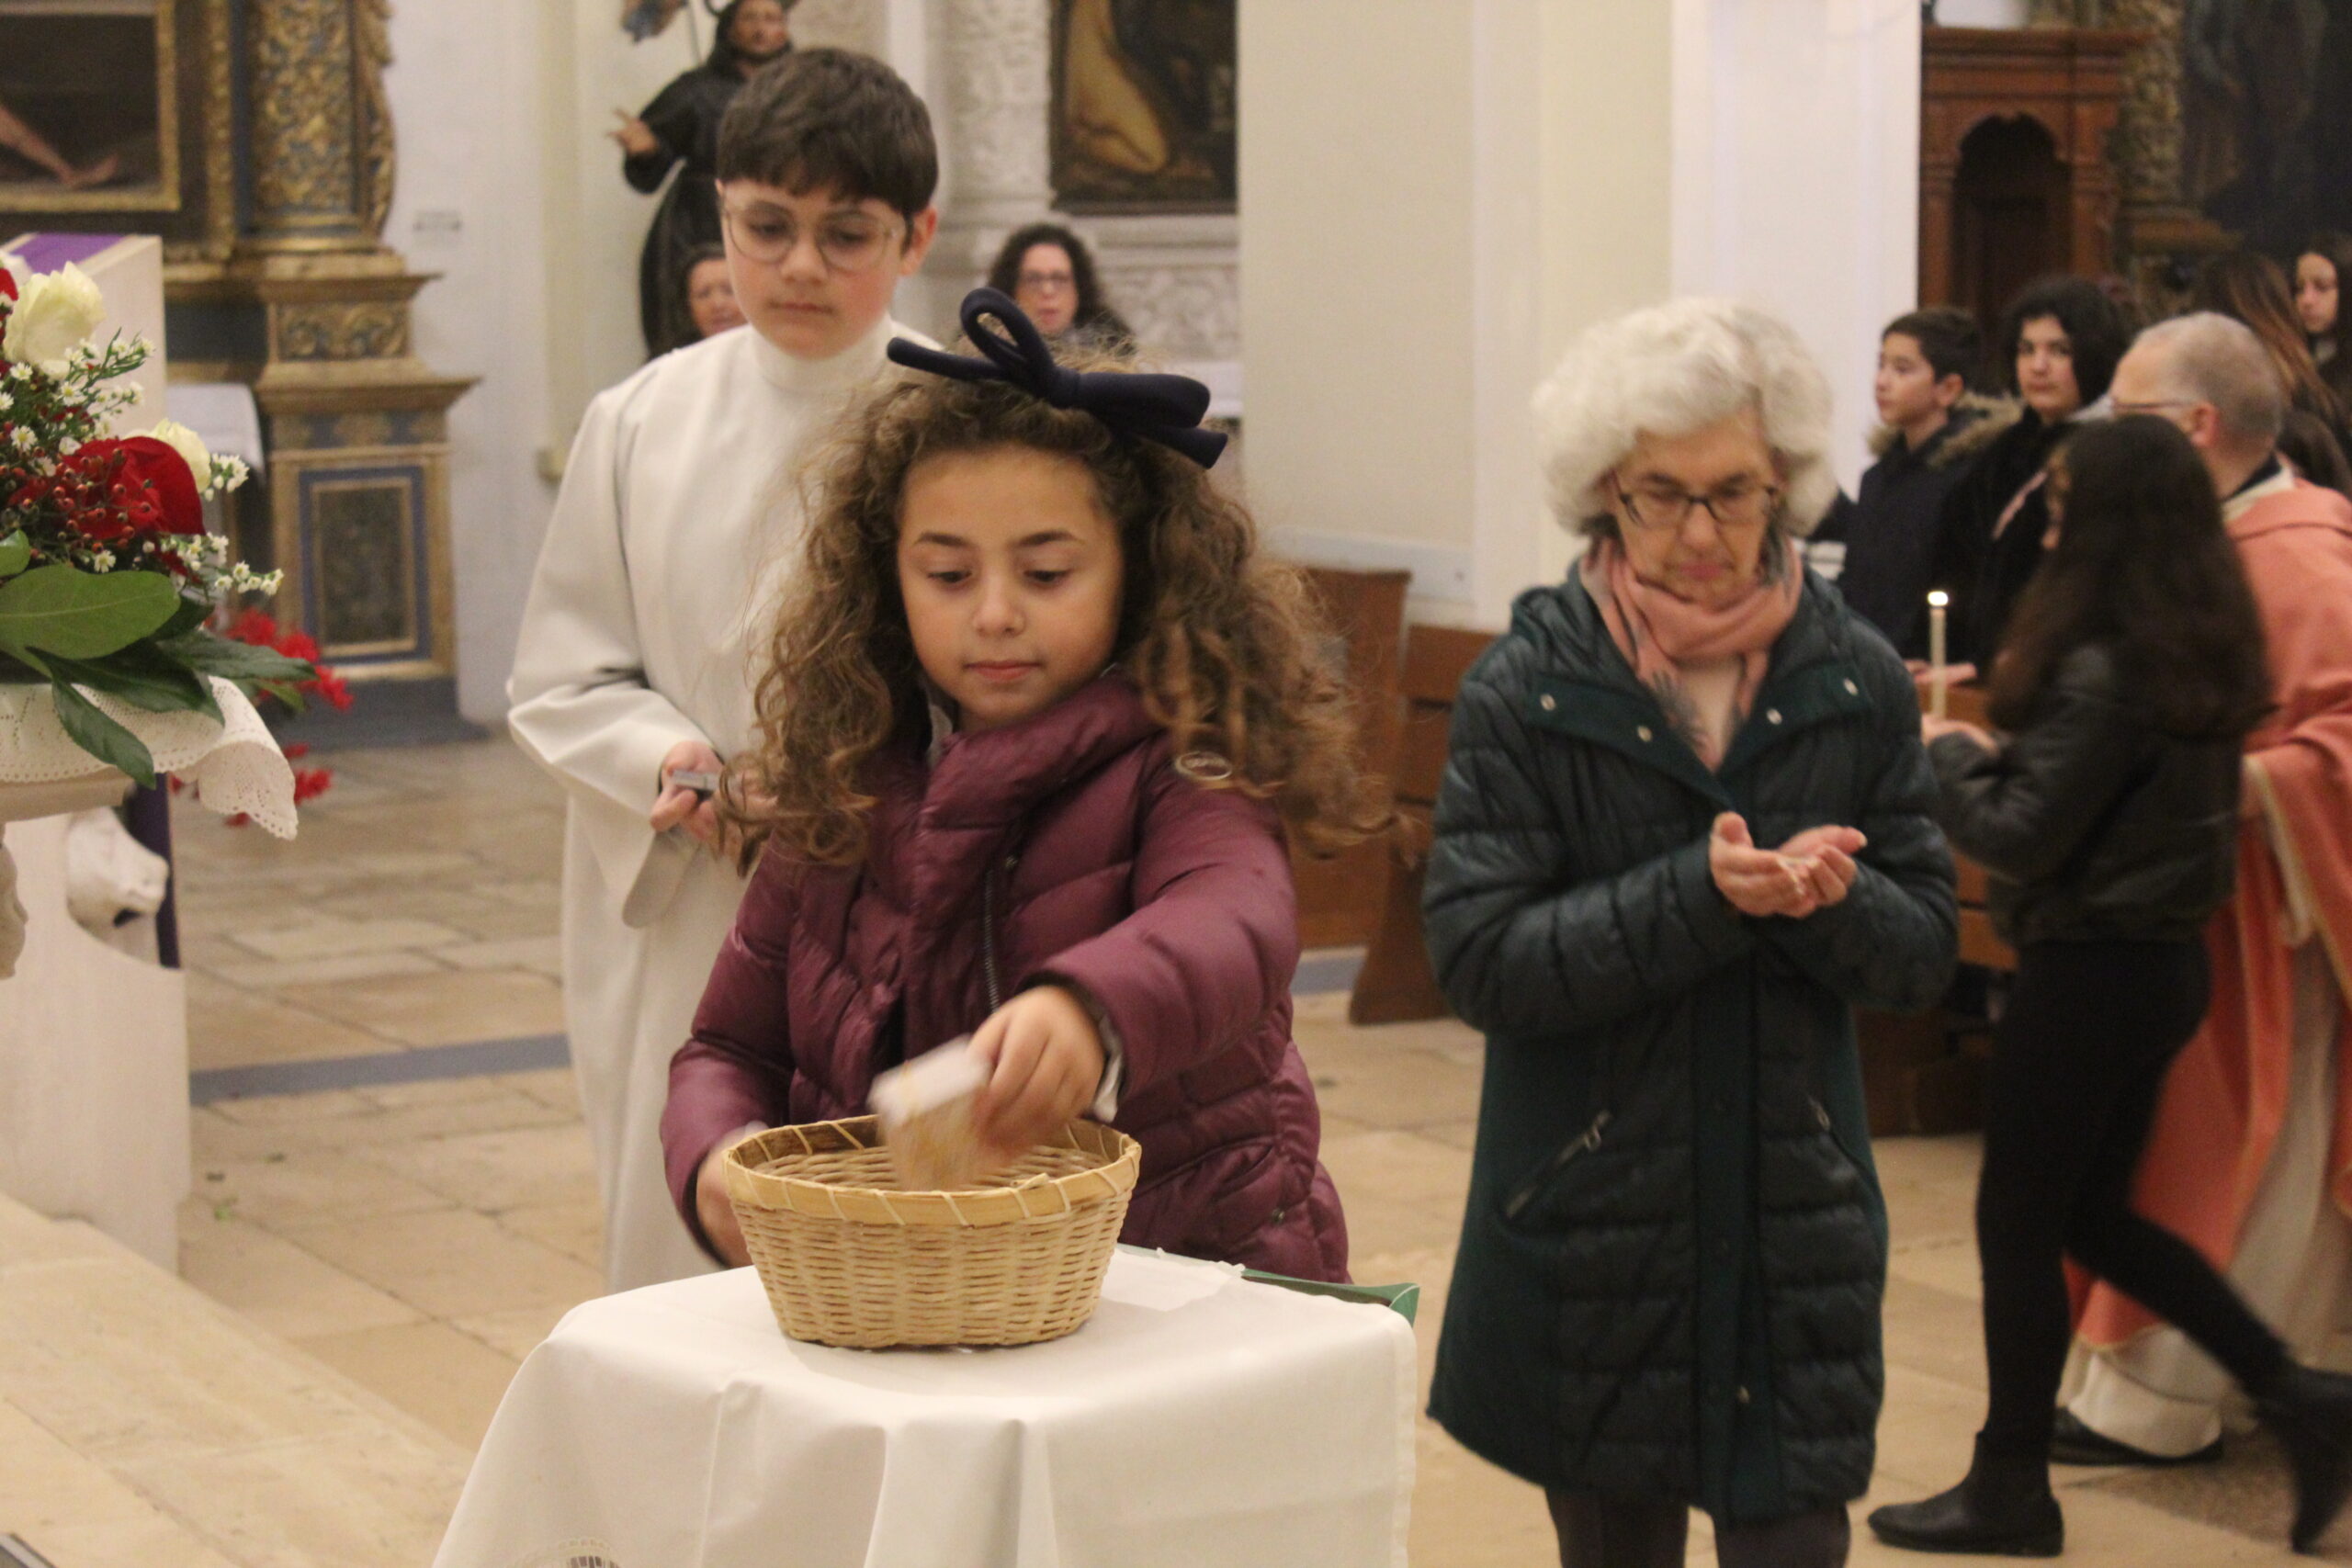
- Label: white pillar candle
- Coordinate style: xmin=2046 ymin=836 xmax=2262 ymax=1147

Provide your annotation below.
xmin=1927 ymin=591 xmax=1950 ymax=720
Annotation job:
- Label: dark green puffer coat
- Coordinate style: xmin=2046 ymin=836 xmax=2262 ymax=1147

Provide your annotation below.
xmin=1424 ymin=569 xmax=1957 ymax=1526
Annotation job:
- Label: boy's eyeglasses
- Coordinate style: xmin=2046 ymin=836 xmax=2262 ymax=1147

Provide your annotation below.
xmin=721 ymin=202 xmax=904 ymax=274
xmin=1613 ymin=476 xmax=1780 ymax=533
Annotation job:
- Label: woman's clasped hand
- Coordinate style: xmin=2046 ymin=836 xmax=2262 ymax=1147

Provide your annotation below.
xmin=1707 ymin=811 xmax=1865 ymax=919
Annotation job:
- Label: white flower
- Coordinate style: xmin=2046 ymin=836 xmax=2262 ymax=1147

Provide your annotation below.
xmin=3 ymin=264 xmax=106 ymax=370
xmin=141 ymin=418 xmax=215 ymax=493
xmin=0 ymin=391 xmax=12 ymax=413
xmin=89 ymin=549 xmax=115 ymax=571
xmin=9 ymin=427 xmax=34 ymax=452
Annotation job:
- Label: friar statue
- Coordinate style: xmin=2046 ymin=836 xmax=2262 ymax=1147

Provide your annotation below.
xmin=613 ymin=0 xmax=796 ymax=358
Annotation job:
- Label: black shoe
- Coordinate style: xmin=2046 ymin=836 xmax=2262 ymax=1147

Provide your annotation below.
xmin=2255 ymin=1364 xmax=2352 ymax=1553
xmin=2049 ymin=1408 xmax=2225 ymax=1467
xmin=1868 ymin=1442 xmax=2064 ymax=1557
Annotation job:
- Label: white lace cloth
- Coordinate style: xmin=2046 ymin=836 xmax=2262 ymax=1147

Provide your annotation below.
xmin=0 ymin=678 xmax=299 ymax=839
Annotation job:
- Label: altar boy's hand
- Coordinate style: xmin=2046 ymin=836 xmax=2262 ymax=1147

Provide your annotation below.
xmin=969 ymin=987 xmax=1106 ymax=1165
xmin=653 ymin=739 xmax=725 ymax=849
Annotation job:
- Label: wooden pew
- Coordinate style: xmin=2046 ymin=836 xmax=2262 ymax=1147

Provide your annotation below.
xmin=1289 ymin=567 xmax=1411 ymax=950
xmin=1856 ymin=679 xmax=2011 ymax=1135
xmin=1939 ymin=683 xmax=2018 ymax=973
xmin=1346 ymin=624 xmax=1497 ymax=1024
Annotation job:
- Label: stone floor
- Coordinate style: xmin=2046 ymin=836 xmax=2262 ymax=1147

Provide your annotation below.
xmin=1 ymin=734 xmax=2335 ymax=1563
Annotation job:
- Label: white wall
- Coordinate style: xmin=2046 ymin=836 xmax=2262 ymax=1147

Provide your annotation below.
xmin=536 ymin=4 xmax=709 ymax=463
xmin=1240 ymin=0 xmax=1920 ymax=628
xmin=1238 ymin=0 xmax=1481 ymax=615
xmin=381 ymin=0 xmax=558 ymax=724
xmin=1670 ymin=0 xmax=1921 ymax=491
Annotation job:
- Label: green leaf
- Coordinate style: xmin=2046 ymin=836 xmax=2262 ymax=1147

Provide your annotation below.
xmin=158 ymin=628 xmax=314 ymax=687
xmin=46 ymin=677 xmax=158 ymax=787
xmin=259 ymin=682 xmax=310 ymax=719
xmin=156 ymin=592 xmax=211 ymax=641
xmin=0 ymin=566 xmax=181 ymax=659
xmin=40 ymin=646 xmax=222 ymax=722
xmin=0 ymin=532 xmax=28 ymax=578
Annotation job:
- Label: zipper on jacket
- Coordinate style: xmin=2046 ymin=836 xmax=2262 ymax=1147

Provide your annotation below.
xmin=1504 ymin=1110 xmax=1611 ymax=1220
xmin=980 ymin=856 xmax=1012 ymax=1011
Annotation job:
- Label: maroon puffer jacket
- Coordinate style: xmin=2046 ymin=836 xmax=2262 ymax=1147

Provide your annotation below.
xmin=662 ymin=675 xmax=1349 ymax=1280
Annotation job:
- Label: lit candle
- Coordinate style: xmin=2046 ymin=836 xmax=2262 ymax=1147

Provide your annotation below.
xmin=1927 ymin=590 xmax=1950 ymax=720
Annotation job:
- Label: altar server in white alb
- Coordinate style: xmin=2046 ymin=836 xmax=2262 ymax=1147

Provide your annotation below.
xmin=509 ymin=49 xmax=939 ymax=1290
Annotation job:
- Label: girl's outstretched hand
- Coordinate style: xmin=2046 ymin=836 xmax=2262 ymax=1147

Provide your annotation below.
xmin=969 ymin=986 xmax=1106 ymax=1165
xmin=695 ymin=1143 xmax=752 ymax=1268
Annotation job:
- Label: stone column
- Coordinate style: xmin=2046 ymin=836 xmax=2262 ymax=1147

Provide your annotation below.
xmin=194 ymin=0 xmax=480 ymax=740
xmin=905 ymin=0 xmax=1055 ymax=333
xmin=2103 ymin=0 xmax=2233 ymax=318
xmin=938 ymin=0 xmax=1057 ymax=231
xmin=243 ymin=0 xmax=389 ymax=253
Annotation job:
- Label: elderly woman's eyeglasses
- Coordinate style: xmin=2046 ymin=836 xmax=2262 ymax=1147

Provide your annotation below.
xmin=1614 ymin=476 xmax=1780 ymax=533
xmin=722 ymin=202 xmax=903 ymax=274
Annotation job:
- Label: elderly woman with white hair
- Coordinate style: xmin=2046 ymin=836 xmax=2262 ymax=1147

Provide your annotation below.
xmin=1423 ymin=298 xmax=1958 ymax=1567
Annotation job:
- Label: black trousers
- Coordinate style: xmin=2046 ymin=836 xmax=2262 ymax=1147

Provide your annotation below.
xmin=1976 ymin=939 xmax=2290 ymax=1460
xmin=1546 ymin=1493 xmax=1850 ymax=1567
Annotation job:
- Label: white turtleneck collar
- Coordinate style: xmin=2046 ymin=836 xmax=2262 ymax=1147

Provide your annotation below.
xmin=747 ymin=312 xmax=909 ymax=394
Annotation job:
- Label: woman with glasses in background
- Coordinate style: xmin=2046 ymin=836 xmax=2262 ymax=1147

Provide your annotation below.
xmin=985 ymin=222 xmax=1136 ymax=355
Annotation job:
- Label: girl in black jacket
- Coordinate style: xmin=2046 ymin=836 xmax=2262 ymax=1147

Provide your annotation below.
xmin=1871 ymin=416 xmax=2352 ymax=1556
xmin=1925 ymin=276 xmax=2128 ymax=670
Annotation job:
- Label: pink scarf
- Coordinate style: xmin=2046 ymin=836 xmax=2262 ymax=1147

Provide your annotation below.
xmin=1585 ymin=537 xmax=1804 ymax=768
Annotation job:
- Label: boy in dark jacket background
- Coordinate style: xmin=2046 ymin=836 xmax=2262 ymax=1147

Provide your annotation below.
xmin=1833 ymin=308 xmax=2012 ymax=659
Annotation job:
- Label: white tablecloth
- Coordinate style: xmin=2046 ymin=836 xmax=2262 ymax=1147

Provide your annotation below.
xmin=433 ymin=1248 xmax=1418 ymax=1568
xmin=0 ymin=677 xmax=297 ymax=837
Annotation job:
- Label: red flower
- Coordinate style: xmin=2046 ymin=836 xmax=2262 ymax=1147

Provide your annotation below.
xmin=225 ymin=608 xmax=280 ymax=646
xmin=0 ymin=267 xmax=17 ymax=301
xmin=70 ymin=436 xmax=203 ymax=540
xmin=310 ymin=665 xmax=353 ymax=711
xmin=224 ymin=607 xmax=351 ymax=710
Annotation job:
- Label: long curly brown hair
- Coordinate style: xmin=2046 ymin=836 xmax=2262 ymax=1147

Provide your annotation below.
xmin=720 ymin=357 xmax=1392 ymax=868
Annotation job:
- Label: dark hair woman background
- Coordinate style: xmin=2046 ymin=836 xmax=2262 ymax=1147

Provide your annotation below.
xmin=2297 ymin=234 xmax=2352 ymax=412
xmin=2197 ymin=251 xmax=2351 ymax=439
xmin=1926 ymin=274 xmax=2130 ymax=672
xmin=613 ymin=0 xmax=796 ymax=357
xmin=984 ymin=222 xmax=1134 ymax=352
xmin=1871 ymin=415 xmax=2352 ymax=1558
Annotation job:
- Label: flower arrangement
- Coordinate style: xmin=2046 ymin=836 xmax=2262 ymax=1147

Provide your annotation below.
xmin=1 ymin=259 xmax=329 ymax=787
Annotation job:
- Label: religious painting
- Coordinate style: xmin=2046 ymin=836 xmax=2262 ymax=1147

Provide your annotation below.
xmin=1050 ymin=0 xmax=1236 ymax=214
xmin=0 ymin=0 xmax=179 ymax=213
xmin=2177 ymin=0 xmax=2352 ymax=254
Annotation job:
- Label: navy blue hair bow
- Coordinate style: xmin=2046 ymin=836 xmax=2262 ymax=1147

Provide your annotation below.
xmin=887 ymin=288 xmax=1227 ymax=469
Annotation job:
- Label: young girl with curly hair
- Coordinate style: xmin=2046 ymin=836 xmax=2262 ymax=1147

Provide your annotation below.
xmin=659 ymin=291 xmax=1384 ymax=1281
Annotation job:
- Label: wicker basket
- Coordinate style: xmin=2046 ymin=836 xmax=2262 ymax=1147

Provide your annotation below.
xmin=721 ymin=1116 xmax=1141 ymax=1348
